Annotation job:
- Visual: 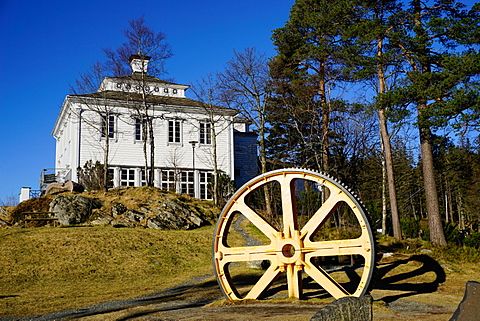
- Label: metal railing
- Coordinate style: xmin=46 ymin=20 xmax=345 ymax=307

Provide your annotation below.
xmin=29 ymin=190 xmax=42 ymax=198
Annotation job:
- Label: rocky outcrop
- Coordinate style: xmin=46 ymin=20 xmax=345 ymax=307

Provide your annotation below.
xmin=49 ymin=195 xmax=102 ymax=225
xmin=46 ymin=191 xmax=209 ymax=230
xmin=145 ymin=198 xmax=206 ymax=230
xmin=0 ymin=207 xmax=8 ymax=217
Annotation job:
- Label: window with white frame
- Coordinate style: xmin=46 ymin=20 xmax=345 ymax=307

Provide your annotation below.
xmin=141 ymin=169 xmax=153 ymax=186
xmin=180 ymin=171 xmax=194 ymax=197
xmin=199 ymin=171 xmax=212 ymax=200
xmin=200 ymin=122 xmax=212 ymax=144
xmin=101 ymin=114 xmax=115 ymax=138
xmin=135 ymin=118 xmax=146 ymax=141
xmin=107 ymin=168 xmax=114 ymax=189
xmin=120 ymin=168 xmax=135 ymax=186
xmin=168 ymin=120 xmax=181 ymax=143
xmin=161 ymin=169 xmax=177 ymax=192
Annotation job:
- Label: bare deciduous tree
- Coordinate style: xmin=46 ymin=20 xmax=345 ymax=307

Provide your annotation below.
xmin=217 ymin=47 xmax=271 ymax=212
xmin=191 ymin=74 xmax=237 ymax=206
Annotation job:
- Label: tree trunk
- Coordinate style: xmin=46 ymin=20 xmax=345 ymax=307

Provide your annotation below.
xmin=259 ymin=117 xmax=272 ymax=215
xmin=413 ymin=0 xmax=446 ymax=246
xmin=379 ymin=109 xmax=402 ymax=239
xmin=418 ymin=122 xmax=447 ymax=246
xmin=377 ymin=38 xmax=402 ymax=239
xmin=381 ymin=144 xmax=387 ymax=235
xmin=319 ymin=61 xmax=329 ymax=172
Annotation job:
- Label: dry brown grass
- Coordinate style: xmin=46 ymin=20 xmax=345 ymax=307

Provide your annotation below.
xmin=0 ymin=225 xmax=216 ymax=317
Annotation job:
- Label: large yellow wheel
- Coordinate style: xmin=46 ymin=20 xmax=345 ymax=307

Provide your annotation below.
xmin=212 ymin=168 xmax=375 ymax=300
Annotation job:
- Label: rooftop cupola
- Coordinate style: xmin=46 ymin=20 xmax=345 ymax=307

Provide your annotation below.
xmin=129 ymin=55 xmax=151 ymax=74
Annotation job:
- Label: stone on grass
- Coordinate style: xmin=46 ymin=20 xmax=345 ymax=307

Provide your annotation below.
xmin=49 ymin=195 xmax=102 ymax=225
xmin=310 ymin=295 xmax=372 ymax=321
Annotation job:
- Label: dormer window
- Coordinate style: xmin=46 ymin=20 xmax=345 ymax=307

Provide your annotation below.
xmin=164 ymin=88 xmax=169 ymax=93
xmin=173 ymin=89 xmax=178 ymax=94
xmin=116 ymin=83 xmax=122 ymax=89
xmin=154 ymin=87 xmax=159 ymax=92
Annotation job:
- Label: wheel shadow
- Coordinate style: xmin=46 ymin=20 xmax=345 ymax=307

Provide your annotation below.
xmin=24 ymin=277 xmax=223 ymax=321
xmin=229 ymin=254 xmax=446 ymax=303
xmin=373 ymin=254 xmax=446 ymax=304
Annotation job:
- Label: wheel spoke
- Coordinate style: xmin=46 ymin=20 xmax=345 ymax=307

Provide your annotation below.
xmin=229 ymin=201 xmax=278 ymax=240
xmin=286 ymin=264 xmax=302 ymax=298
xmin=304 ymin=263 xmax=350 ymax=299
xmin=301 ymin=194 xmax=341 ymax=237
xmin=303 ymin=237 xmax=371 ymax=257
xmin=217 ymin=244 xmax=276 ymax=264
xmin=278 ymin=174 xmax=298 ymax=237
xmin=244 ymin=264 xmax=282 ymax=299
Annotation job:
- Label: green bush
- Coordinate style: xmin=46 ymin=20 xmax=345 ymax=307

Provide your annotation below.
xmin=400 ymin=217 xmax=420 ymax=239
xmin=443 ymin=221 xmax=464 ymax=246
xmin=464 ymin=232 xmax=480 ymax=249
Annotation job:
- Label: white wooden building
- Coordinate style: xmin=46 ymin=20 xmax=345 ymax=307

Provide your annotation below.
xmin=50 ymin=55 xmax=257 ymax=199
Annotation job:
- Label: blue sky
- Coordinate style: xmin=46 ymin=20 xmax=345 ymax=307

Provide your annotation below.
xmin=0 ymin=0 xmax=293 ymax=203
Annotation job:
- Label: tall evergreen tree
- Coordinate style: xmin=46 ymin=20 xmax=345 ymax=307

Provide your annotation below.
xmin=269 ymin=0 xmax=364 ymax=172
xmin=342 ymin=0 xmax=405 ymax=239
xmin=383 ymin=0 xmax=480 ymax=245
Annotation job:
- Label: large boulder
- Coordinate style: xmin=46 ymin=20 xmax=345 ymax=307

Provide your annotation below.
xmin=49 ymin=195 xmax=102 ymax=225
xmin=146 ymin=198 xmax=207 ymax=230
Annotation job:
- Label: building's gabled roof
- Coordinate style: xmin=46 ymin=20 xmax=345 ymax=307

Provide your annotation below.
xmin=69 ymin=91 xmax=237 ymax=114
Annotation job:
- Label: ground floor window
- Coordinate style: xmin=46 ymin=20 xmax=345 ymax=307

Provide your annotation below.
xmin=199 ymin=172 xmax=212 ymax=200
xmin=120 ymin=168 xmax=135 ymax=186
xmin=180 ymin=171 xmax=194 ymax=197
xmin=141 ymin=169 xmax=155 ymax=186
xmin=112 ymin=166 xmax=214 ymax=200
xmin=161 ymin=169 xmax=176 ymax=192
xmin=107 ymin=168 xmax=114 ymax=189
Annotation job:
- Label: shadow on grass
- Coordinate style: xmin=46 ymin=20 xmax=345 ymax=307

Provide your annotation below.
xmin=217 ymin=254 xmax=446 ymax=303
xmin=373 ymin=254 xmax=446 ymax=304
xmin=22 ymin=255 xmax=445 ymax=320
xmin=21 ymin=277 xmax=222 ymax=321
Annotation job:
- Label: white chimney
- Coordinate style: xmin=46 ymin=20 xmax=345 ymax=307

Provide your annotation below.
xmin=129 ymin=55 xmax=151 ymax=74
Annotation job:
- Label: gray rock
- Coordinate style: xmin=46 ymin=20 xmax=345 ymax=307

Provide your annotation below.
xmin=111 ymin=218 xmax=136 ymax=228
xmin=90 ymin=216 xmax=113 ymax=226
xmin=0 ymin=218 xmax=10 ymax=226
xmin=124 ymin=209 xmax=145 ymax=223
xmin=49 ymin=195 xmax=102 ymax=225
xmin=146 ymin=198 xmax=207 ymax=230
xmin=310 ymin=295 xmax=372 ymax=321
xmin=0 ymin=207 xmax=8 ymax=217
xmin=450 ymin=281 xmax=480 ymax=321
xmin=111 ymin=202 xmax=127 ymax=216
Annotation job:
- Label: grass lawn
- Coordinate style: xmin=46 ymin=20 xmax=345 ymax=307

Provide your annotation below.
xmin=0 ymin=226 xmax=216 ymax=317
